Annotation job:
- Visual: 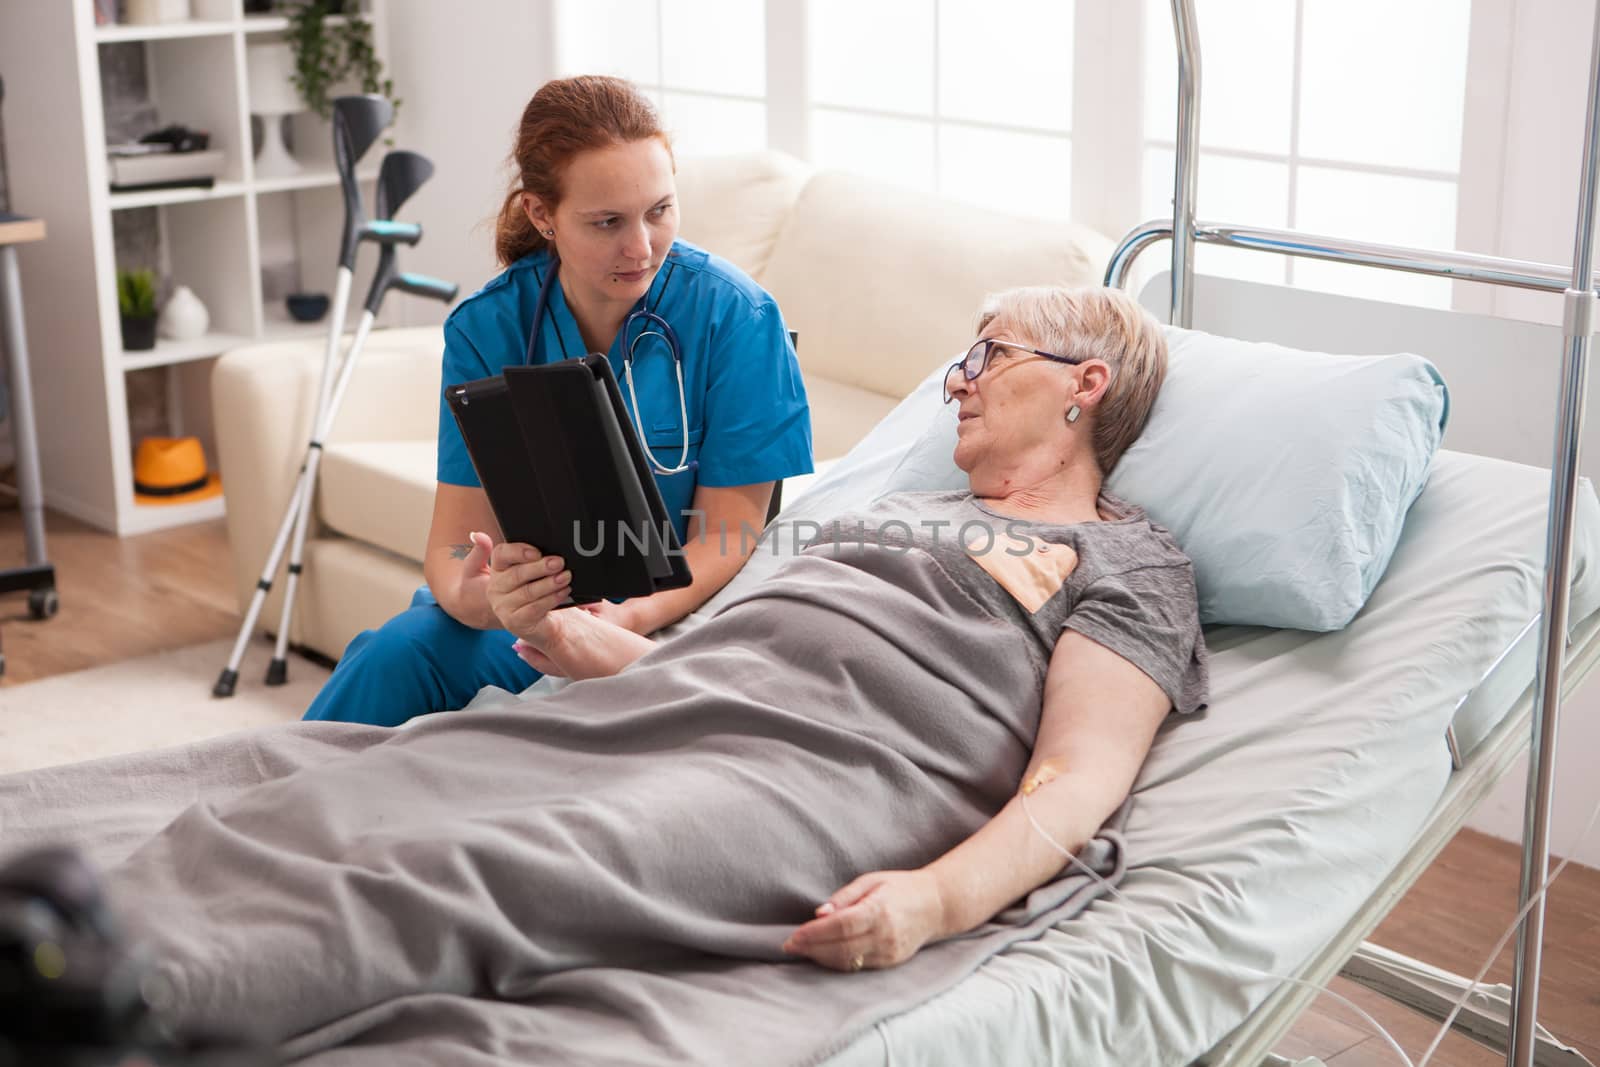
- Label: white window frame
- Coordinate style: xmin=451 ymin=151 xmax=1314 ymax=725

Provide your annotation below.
xmin=553 ymin=0 xmax=1516 ymax=315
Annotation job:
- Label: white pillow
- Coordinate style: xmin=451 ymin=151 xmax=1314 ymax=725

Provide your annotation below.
xmin=874 ymin=326 xmax=1449 ymax=631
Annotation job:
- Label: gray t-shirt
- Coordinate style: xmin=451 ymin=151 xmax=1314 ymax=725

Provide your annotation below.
xmin=800 ymin=489 xmax=1209 ymax=715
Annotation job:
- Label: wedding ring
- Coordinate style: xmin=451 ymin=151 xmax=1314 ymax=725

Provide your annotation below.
xmin=849 ymin=953 xmax=865 ymax=972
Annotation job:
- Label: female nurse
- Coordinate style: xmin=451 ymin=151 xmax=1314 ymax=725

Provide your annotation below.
xmin=303 ymin=75 xmax=813 ymax=726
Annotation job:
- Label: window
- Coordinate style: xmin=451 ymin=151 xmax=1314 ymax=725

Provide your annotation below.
xmin=554 ymin=0 xmax=767 ymax=158
xmin=808 ymin=0 xmax=1075 ymax=218
xmin=1140 ymin=0 xmax=1472 ymax=308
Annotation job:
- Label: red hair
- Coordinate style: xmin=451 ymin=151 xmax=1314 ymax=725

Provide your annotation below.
xmin=494 ymin=76 xmax=673 ymax=267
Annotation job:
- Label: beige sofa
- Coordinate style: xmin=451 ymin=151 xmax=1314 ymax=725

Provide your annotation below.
xmin=213 ymin=151 xmax=1113 ymax=660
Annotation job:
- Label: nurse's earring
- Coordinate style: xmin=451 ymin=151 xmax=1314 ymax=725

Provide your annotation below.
xmin=1066 ymin=404 xmax=1081 ymax=424
xmin=542 ymin=229 xmax=555 ymax=237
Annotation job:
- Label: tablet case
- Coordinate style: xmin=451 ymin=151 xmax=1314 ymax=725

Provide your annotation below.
xmin=445 ymin=354 xmax=693 ymax=603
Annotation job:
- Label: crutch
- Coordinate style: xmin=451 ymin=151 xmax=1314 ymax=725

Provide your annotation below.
xmin=213 ymin=98 xmax=428 ymax=697
xmin=262 ymin=150 xmax=456 ymax=686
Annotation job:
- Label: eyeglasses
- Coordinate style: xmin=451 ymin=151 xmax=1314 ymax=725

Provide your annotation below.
xmin=942 ymin=338 xmax=1085 ymax=404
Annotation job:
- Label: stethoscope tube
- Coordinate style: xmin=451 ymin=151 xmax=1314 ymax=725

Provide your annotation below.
xmin=526 ymin=259 xmax=692 ymax=476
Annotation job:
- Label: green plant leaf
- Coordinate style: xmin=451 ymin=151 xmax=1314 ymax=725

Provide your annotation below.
xmin=117 ymin=268 xmax=157 ymax=318
xmin=280 ymin=1 xmax=400 ymax=123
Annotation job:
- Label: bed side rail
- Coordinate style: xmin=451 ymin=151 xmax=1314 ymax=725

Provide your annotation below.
xmin=1105 ymin=219 xmax=1600 ymax=297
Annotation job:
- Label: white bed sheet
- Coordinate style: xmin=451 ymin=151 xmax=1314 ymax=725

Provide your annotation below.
xmin=794 ymin=449 xmax=1600 ymax=1067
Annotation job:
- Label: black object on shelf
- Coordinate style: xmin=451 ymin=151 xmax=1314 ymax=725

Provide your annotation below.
xmin=108 ymin=176 xmax=218 ymax=194
xmin=120 ymin=314 xmax=156 ymax=351
xmin=286 ymin=291 xmax=330 ymax=322
xmin=139 ymin=124 xmax=211 ymax=153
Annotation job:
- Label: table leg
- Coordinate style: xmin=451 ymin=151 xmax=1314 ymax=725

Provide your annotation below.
xmin=0 ymin=244 xmax=47 ymax=567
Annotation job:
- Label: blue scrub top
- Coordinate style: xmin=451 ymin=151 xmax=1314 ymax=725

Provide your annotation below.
xmin=436 ymin=239 xmax=813 ymax=543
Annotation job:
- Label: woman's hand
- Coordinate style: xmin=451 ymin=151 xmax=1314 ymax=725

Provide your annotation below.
xmin=439 ymin=530 xmax=495 ymax=625
xmin=513 ymin=600 xmax=658 ymax=681
xmin=483 ymin=533 xmax=572 ymax=643
xmin=780 ymin=869 xmax=946 ymax=972
xmin=577 ymin=598 xmax=641 ymax=634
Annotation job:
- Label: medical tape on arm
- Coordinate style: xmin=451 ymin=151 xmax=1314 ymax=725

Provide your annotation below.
xmin=1017 ymin=777 xmax=1600 ymax=1067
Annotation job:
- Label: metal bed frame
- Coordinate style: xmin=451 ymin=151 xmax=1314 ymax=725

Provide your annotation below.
xmin=1110 ymin=4 xmax=1600 ymax=1065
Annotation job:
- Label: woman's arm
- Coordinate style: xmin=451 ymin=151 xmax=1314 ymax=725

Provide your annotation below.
xmin=782 ymin=630 xmax=1170 ymax=971
xmin=602 ymin=480 xmax=775 ymax=635
xmin=421 ymin=483 xmax=504 ymax=630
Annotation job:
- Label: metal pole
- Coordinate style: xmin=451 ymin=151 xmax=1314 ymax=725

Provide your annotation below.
xmin=1507 ymin=5 xmax=1600 ymax=1065
xmin=1103 ymin=217 xmax=1600 ymax=295
xmin=1169 ymin=0 xmax=1200 ymax=327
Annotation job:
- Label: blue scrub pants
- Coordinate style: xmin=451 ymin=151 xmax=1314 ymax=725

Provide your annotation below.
xmin=302 ymin=587 xmax=540 ymax=727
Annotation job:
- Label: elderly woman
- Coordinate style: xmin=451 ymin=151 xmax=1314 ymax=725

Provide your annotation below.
xmin=0 ymin=286 xmax=1204 ymax=1056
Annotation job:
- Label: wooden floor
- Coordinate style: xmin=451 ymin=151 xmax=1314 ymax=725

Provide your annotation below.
xmin=1 ymin=506 xmax=1597 ymax=1065
xmin=0 ymin=507 xmax=239 ymax=684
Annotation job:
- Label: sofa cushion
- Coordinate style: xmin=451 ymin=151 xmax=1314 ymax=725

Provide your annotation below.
xmin=302 ymin=537 xmax=434 ymax=656
xmin=760 ymin=171 xmax=1113 ymax=403
xmin=319 ymin=440 xmax=437 ymax=566
xmin=674 ymin=151 xmax=811 ymax=282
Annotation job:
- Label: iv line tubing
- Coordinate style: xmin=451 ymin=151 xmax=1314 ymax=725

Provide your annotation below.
xmin=1017 ymin=780 xmax=1600 ymax=1067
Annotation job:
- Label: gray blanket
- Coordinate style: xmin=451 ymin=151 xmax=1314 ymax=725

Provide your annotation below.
xmin=0 ymin=493 xmax=1177 ymax=1065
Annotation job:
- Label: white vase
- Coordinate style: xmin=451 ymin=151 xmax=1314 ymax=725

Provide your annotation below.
xmin=158 ymin=285 xmax=210 ymax=341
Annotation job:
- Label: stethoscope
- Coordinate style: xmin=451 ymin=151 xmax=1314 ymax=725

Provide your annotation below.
xmin=525 ymin=258 xmax=693 ymax=475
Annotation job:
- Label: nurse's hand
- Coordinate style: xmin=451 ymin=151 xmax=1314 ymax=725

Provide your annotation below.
xmin=446 ymin=531 xmax=497 ymax=624
xmin=485 ymin=540 xmax=573 ymax=643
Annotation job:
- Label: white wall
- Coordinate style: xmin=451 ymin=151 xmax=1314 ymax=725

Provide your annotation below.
xmin=381 ymin=0 xmax=556 ymax=327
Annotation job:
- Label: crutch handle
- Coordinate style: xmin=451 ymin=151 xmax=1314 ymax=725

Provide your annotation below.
xmin=395 ymin=272 xmax=459 ymax=303
xmin=358 ymin=219 xmax=423 ymax=246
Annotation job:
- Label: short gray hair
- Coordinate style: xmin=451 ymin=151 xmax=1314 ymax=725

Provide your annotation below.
xmin=974 ymin=285 xmax=1167 ymax=474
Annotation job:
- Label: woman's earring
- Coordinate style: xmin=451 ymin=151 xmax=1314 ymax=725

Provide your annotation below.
xmin=1066 ymin=404 xmax=1081 ymax=424
xmin=543 ymin=229 xmax=555 ymax=237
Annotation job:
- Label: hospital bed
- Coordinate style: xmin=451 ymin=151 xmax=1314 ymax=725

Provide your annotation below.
xmin=767 ymin=314 xmax=1600 ymax=1067
xmin=795 ymin=4 xmax=1600 ymax=1064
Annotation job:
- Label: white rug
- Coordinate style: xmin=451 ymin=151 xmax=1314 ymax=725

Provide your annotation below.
xmin=0 ymin=638 xmax=331 ymax=776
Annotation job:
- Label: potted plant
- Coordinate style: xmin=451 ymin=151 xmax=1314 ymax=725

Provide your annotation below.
xmin=281 ymin=1 xmax=400 ymax=124
xmin=118 ymin=268 xmax=158 ymax=351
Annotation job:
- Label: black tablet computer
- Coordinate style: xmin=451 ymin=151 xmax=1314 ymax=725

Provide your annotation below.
xmin=444 ymin=354 xmax=692 ymax=604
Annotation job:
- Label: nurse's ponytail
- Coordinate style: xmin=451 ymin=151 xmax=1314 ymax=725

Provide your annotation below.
xmin=495 ymin=76 xmax=674 ymax=268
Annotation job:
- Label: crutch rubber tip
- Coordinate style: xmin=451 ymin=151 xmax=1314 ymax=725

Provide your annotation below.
xmin=212 ymin=669 xmax=239 ymax=698
xmin=265 ymin=658 xmax=289 ymax=686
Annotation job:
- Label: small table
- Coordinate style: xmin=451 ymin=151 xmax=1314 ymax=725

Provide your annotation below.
xmin=0 ymin=212 xmax=58 ymax=677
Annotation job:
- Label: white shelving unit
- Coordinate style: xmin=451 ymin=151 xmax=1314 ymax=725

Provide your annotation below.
xmin=0 ymin=0 xmax=390 ymax=536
